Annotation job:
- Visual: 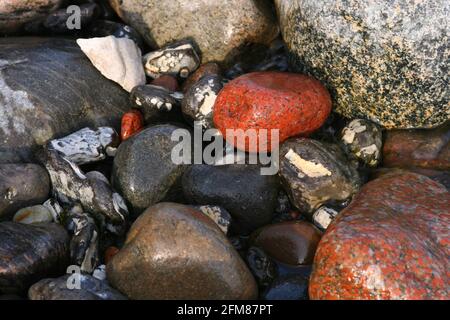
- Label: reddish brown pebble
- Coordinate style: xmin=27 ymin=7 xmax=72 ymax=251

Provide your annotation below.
xmin=309 ymin=171 xmax=450 ymax=300
xmin=104 ymin=246 xmax=120 ymax=264
xmin=150 ymin=75 xmax=179 ymax=92
xmin=121 ymin=109 xmax=143 ymax=141
xmin=182 ymin=62 xmax=221 ymax=93
xmin=250 ymin=221 xmax=322 ymax=266
xmin=383 ymin=123 xmax=450 ymax=171
xmin=213 ymin=71 xmax=332 ymax=152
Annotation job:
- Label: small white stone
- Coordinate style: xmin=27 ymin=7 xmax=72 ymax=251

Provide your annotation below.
xmin=76 ymin=36 xmax=146 ymax=92
xmin=312 ymin=206 xmax=338 ymax=230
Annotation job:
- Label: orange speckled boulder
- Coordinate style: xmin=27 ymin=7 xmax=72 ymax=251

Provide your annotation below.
xmin=309 ymin=172 xmax=450 ymax=300
xmin=213 ymin=72 xmax=332 ymax=152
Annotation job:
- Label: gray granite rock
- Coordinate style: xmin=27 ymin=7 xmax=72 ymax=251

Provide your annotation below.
xmin=0 ymin=163 xmax=50 ymax=221
xmin=275 ymin=0 xmax=449 ymax=129
xmin=0 ymin=222 xmax=69 ymax=295
xmin=0 ymin=38 xmax=130 ymax=163
xmin=108 ymin=0 xmax=279 ymax=65
xmin=112 ymin=124 xmax=190 ymax=215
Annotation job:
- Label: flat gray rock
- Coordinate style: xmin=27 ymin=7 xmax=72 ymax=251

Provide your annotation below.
xmin=0 ymin=37 xmax=130 ymax=163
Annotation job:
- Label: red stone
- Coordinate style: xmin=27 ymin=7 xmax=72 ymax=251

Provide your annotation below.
xmin=182 ymin=62 xmax=221 ymax=93
xmin=213 ymin=72 xmax=332 ymax=152
xmin=309 ymin=172 xmax=450 ymax=300
xmin=383 ymin=123 xmax=450 ymax=170
xmin=151 ymin=75 xmax=179 ymax=92
xmin=250 ymin=221 xmax=322 ymax=266
xmin=121 ymin=109 xmax=144 ymax=141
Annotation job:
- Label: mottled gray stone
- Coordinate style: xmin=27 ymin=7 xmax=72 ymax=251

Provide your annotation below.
xmin=106 ymin=202 xmax=257 ymax=299
xmin=0 ymin=163 xmax=50 ymax=221
xmin=0 ymin=0 xmax=63 ymax=34
xmin=0 ymin=38 xmax=130 ymax=163
xmin=109 ymin=0 xmax=279 ymax=65
xmin=29 ymin=274 xmax=127 ymax=300
xmin=0 ymin=222 xmax=69 ymax=295
xmin=275 ymin=0 xmax=449 ymax=128
xmin=112 ymin=124 xmax=190 ymax=215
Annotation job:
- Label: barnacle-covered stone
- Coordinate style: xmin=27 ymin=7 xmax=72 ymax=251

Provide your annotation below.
xmin=194 ymin=205 xmax=232 ymax=234
xmin=309 ymin=172 xmax=450 ymax=299
xmin=40 ymin=148 xmax=128 ymax=231
xmin=279 ymin=138 xmax=361 ymax=215
xmin=131 ymin=85 xmax=181 ymax=113
xmin=275 ymin=0 xmax=449 ymax=129
xmin=143 ymin=42 xmax=200 ymax=79
xmin=340 ymin=119 xmax=383 ymax=167
xmin=48 ymin=127 xmax=119 ymax=165
xmin=120 ymin=109 xmax=143 ymax=141
xmin=44 ymin=3 xmax=99 ymax=34
xmin=311 ymin=206 xmax=338 ymax=231
xmin=77 ymin=35 xmax=146 ymax=92
xmin=182 ymin=75 xmax=223 ymax=129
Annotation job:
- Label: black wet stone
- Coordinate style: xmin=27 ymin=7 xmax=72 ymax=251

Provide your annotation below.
xmin=0 ymin=38 xmax=129 ymax=163
xmin=0 ymin=163 xmax=50 ymax=221
xmin=112 ymin=124 xmax=190 ymax=216
xmin=246 ymin=246 xmax=277 ymax=289
xmin=0 ymin=222 xmax=70 ymax=295
xmin=28 ymin=274 xmax=127 ymax=300
xmin=275 ymin=0 xmax=449 ymax=129
xmin=182 ymin=164 xmax=279 ymax=235
xmin=261 ymin=274 xmax=309 ymax=300
xmin=88 ymin=20 xmax=145 ymax=50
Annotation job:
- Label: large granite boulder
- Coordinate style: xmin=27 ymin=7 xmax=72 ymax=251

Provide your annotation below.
xmin=275 ymin=0 xmax=449 ymax=129
xmin=108 ymin=0 xmax=279 ymax=65
xmin=0 ymin=37 xmax=130 ymax=163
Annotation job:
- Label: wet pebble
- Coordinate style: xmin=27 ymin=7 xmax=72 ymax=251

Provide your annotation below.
xmin=28 ymin=273 xmax=126 ymax=300
xmin=182 ymin=75 xmax=223 ymax=129
xmin=340 ymin=119 xmax=383 ymax=167
xmin=279 ymin=138 xmax=361 ymax=215
xmin=250 ymin=221 xmax=322 ymax=266
xmin=120 ymin=109 xmax=144 ymax=141
xmin=0 ymin=164 xmax=50 ymax=221
xmin=13 ymin=205 xmax=54 ymax=224
xmin=0 ymin=222 xmax=69 ymax=294
xmin=182 ymin=164 xmax=279 ymax=235
xmin=151 ymin=75 xmax=180 ymax=92
xmin=143 ymin=41 xmax=200 ymax=79
xmin=106 ymin=203 xmax=257 ymax=299
xmin=44 ymin=3 xmax=100 ymax=34
xmin=130 ymin=85 xmax=181 ymax=121
xmin=262 ymin=274 xmax=309 ymax=300
xmin=194 ymin=205 xmax=232 ymax=234
xmin=246 ymin=247 xmax=277 ymax=289
xmin=88 ymin=20 xmax=144 ymax=49
xmin=182 ymin=62 xmax=221 ymax=93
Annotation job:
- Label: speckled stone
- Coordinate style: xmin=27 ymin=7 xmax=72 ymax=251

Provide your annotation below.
xmin=28 ymin=274 xmax=127 ymax=300
xmin=106 ymin=202 xmax=257 ymax=299
xmin=275 ymin=0 xmax=450 ymax=129
xmin=309 ymin=172 xmax=450 ymax=300
xmin=0 ymin=0 xmax=63 ymax=34
xmin=0 ymin=164 xmax=50 ymax=221
xmin=0 ymin=222 xmax=69 ymax=294
xmin=250 ymin=221 xmax=322 ymax=266
xmin=182 ymin=62 xmax=221 ymax=93
xmin=279 ymin=138 xmax=361 ymax=215
xmin=108 ymin=0 xmax=279 ymax=65
xmin=0 ymin=38 xmax=130 ymax=163
xmin=213 ymin=72 xmax=332 ymax=152
xmin=383 ymin=123 xmax=449 ymax=170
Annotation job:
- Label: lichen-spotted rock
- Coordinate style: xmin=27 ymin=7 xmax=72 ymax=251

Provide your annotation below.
xmin=275 ymin=0 xmax=449 ymax=129
xmin=309 ymin=172 xmax=450 ymax=300
xmin=108 ymin=0 xmax=279 ymax=65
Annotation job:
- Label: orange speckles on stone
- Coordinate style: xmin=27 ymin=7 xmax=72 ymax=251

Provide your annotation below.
xmin=309 ymin=171 xmax=450 ymax=300
xmin=121 ymin=109 xmax=144 ymax=141
xmin=213 ymin=72 xmax=332 ymax=152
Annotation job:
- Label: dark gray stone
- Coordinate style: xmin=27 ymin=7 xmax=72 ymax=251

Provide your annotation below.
xmin=275 ymin=0 xmax=449 ymax=128
xmin=0 ymin=37 xmax=130 ymax=163
xmin=0 ymin=163 xmax=50 ymax=221
xmin=28 ymin=274 xmax=127 ymax=300
xmin=182 ymin=164 xmax=279 ymax=235
xmin=112 ymin=124 xmax=190 ymax=215
xmin=0 ymin=222 xmax=69 ymax=295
